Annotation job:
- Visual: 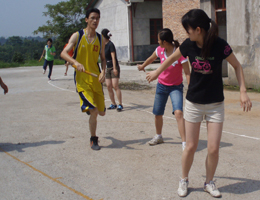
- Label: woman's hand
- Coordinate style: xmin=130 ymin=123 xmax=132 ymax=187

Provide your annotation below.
xmin=113 ymin=68 xmax=118 ymax=77
xmin=240 ymin=91 xmax=252 ymax=112
xmin=146 ymin=70 xmax=159 ymax=83
xmin=137 ymin=64 xmax=145 ymax=72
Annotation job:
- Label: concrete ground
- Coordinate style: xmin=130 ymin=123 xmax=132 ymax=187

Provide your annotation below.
xmin=0 ymin=64 xmax=260 ymax=200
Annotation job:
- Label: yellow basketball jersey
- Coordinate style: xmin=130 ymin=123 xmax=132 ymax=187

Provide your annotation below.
xmin=74 ymin=29 xmax=102 ymax=92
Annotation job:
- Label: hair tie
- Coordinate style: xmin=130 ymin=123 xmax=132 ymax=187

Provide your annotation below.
xmin=107 ymin=32 xmax=112 ymax=37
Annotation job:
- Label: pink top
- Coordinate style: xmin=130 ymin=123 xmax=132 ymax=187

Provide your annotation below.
xmin=156 ymin=46 xmax=187 ymax=86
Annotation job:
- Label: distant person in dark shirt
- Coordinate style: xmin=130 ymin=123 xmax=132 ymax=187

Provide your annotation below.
xmin=101 ymin=29 xmax=123 ymax=112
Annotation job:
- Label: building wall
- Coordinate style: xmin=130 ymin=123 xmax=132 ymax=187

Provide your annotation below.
xmin=132 ymin=1 xmax=162 ymax=61
xmin=95 ymin=0 xmax=130 ymax=62
xmin=226 ymin=0 xmax=260 ymax=88
xmin=162 ymin=0 xmax=200 ymax=43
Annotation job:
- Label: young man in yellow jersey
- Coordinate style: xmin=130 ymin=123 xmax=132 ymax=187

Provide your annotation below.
xmin=61 ymin=8 xmax=106 ymax=150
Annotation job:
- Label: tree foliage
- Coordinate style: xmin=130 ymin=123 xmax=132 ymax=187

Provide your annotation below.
xmin=34 ymin=0 xmax=90 ymax=57
xmin=0 ymin=36 xmax=46 ymax=62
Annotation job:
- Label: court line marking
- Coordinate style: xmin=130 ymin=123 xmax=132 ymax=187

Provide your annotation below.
xmin=137 ymin=109 xmax=260 ymax=141
xmin=0 ymin=147 xmax=99 ymax=200
xmin=48 ymin=78 xmax=260 ymax=141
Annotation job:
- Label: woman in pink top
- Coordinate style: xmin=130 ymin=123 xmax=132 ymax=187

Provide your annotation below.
xmin=137 ymin=28 xmax=190 ymax=150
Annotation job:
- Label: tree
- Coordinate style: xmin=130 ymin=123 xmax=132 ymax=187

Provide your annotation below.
xmin=34 ymin=0 xmax=90 ymax=57
xmin=6 ymin=36 xmax=23 ymax=46
xmin=12 ymin=52 xmax=24 ymax=63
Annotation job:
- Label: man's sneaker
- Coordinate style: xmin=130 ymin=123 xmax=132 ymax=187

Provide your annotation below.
xmin=108 ymin=104 xmax=117 ymax=109
xmin=117 ymin=104 xmax=123 ymax=112
xmin=43 ymin=69 xmax=46 ymax=74
xmin=148 ymin=135 xmax=164 ymax=145
xmin=90 ymin=136 xmax=100 ymax=150
xmin=204 ymin=180 xmax=221 ymax=198
xmin=178 ymin=177 xmax=189 ymax=197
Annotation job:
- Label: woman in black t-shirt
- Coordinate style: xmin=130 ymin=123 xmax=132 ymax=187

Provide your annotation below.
xmin=101 ymin=29 xmax=123 ymax=111
xmin=146 ymin=9 xmax=252 ymax=198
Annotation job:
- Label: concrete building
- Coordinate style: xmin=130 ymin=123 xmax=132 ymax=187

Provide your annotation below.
xmin=87 ymin=0 xmax=163 ymax=63
xmin=88 ymin=0 xmax=260 ymax=88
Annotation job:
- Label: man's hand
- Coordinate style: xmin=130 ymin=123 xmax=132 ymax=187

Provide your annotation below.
xmin=74 ymin=62 xmax=85 ymax=72
xmin=99 ymin=70 xmax=105 ymax=83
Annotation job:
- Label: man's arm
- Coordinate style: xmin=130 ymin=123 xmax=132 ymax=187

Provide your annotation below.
xmin=60 ymin=32 xmax=85 ymax=72
xmin=40 ymin=49 xmax=46 ymax=59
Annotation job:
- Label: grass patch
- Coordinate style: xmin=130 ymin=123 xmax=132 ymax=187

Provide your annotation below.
xmin=0 ymin=59 xmax=65 ymax=68
xmin=145 ymin=68 xmax=156 ymax=71
xmin=104 ymin=82 xmax=152 ymax=90
xmin=224 ymin=84 xmax=260 ymax=93
xmin=119 ymin=82 xmax=152 ymax=90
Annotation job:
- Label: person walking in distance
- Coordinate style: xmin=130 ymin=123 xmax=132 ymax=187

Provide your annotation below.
xmin=146 ymin=9 xmax=252 ymax=198
xmin=101 ymin=29 xmax=123 ymax=112
xmin=61 ymin=8 xmax=106 ymax=150
xmin=63 ymin=40 xmax=74 ymax=76
xmin=138 ymin=28 xmax=190 ymax=151
xmin=40 ymin=38 xmax=56 ymax=80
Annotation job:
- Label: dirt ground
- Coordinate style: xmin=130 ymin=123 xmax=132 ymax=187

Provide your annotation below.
xmin=0 ymin=64 xmax=260 ymax=200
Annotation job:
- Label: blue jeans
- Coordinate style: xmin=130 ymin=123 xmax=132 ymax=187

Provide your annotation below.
xmin=153 ymin=82 xmax=183 ymax=115
xmin=43 ymin=59 xmax=54 ymax=79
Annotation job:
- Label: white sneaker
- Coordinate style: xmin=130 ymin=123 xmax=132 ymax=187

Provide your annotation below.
xmin=178 ymin=177 xmax=189 ymax=197
xmin=148 ymin=135 xmax=164 ymax=145
xmin=43 ymin=69 xmax=46 ymax=74
xmin=204 ymin=180 xmax=221 ymax=198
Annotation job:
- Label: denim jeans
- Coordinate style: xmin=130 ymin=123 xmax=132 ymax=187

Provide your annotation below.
xmin=153 ymin=82 xmax=184 ymax=115
xmin=43 ymin=59 xmax=54 ymax=79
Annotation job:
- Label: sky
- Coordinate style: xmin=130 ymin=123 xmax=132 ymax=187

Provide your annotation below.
xmin=0 ymin=0 xmax=68 ymax=38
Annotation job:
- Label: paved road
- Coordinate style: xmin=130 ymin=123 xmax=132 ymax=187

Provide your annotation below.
xmin=0 ymin=64 xmax=260 ymax=200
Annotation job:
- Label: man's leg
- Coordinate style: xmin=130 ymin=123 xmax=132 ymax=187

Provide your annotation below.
xmin=48 ymin=61 xmax=53 ymax=80
xmin=43 ymin=60 xmax=47 ymax=74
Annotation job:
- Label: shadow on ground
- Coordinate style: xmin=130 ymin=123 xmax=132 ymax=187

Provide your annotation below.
xmin=0 ymin=140 xmax=65 ymax=152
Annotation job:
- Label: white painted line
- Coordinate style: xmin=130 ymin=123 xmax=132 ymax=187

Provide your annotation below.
xmin=48 ymin=79 xmax=260 ymax=141
xmin=138 ymin=108 xmax=260 ymax=141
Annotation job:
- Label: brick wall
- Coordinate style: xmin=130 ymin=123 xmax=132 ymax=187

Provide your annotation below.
xmin=162 ymin=0 xmax=200 ymax=43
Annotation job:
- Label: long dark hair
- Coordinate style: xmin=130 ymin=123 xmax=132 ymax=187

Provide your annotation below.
xmin=158 ymin=28 xmax=180 ymax=48
xmin=181 ymin=9 xmax=218 ymax=59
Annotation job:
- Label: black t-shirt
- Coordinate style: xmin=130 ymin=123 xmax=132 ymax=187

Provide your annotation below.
xmin=180 ymin=37 xmax=233 ymax=104
xmin=105 ymin=40 xmax=118 ymax=68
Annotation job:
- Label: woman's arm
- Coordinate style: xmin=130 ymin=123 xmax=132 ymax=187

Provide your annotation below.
xmin=111 ymin=51 xmax=118 ymax=76
xmin=226 ymin=53 xmax=252 ymax=112
xmin=182 ymin=61 xmax=190 ymax=86
xmin=146 ymin=47 xmax=182 ymax=83
xmin=137 ymin=51 xmax=157 ymax=72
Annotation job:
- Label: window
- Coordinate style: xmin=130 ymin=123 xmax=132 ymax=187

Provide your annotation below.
xmin=215 ymin=0 xmax=226 ymax=11
xmin=150 ymin=19 xmax=162 ymax=44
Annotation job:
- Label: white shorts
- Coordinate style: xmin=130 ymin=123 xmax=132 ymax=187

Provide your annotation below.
xmin=184 ymin=99 xmax=224 ymax=123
